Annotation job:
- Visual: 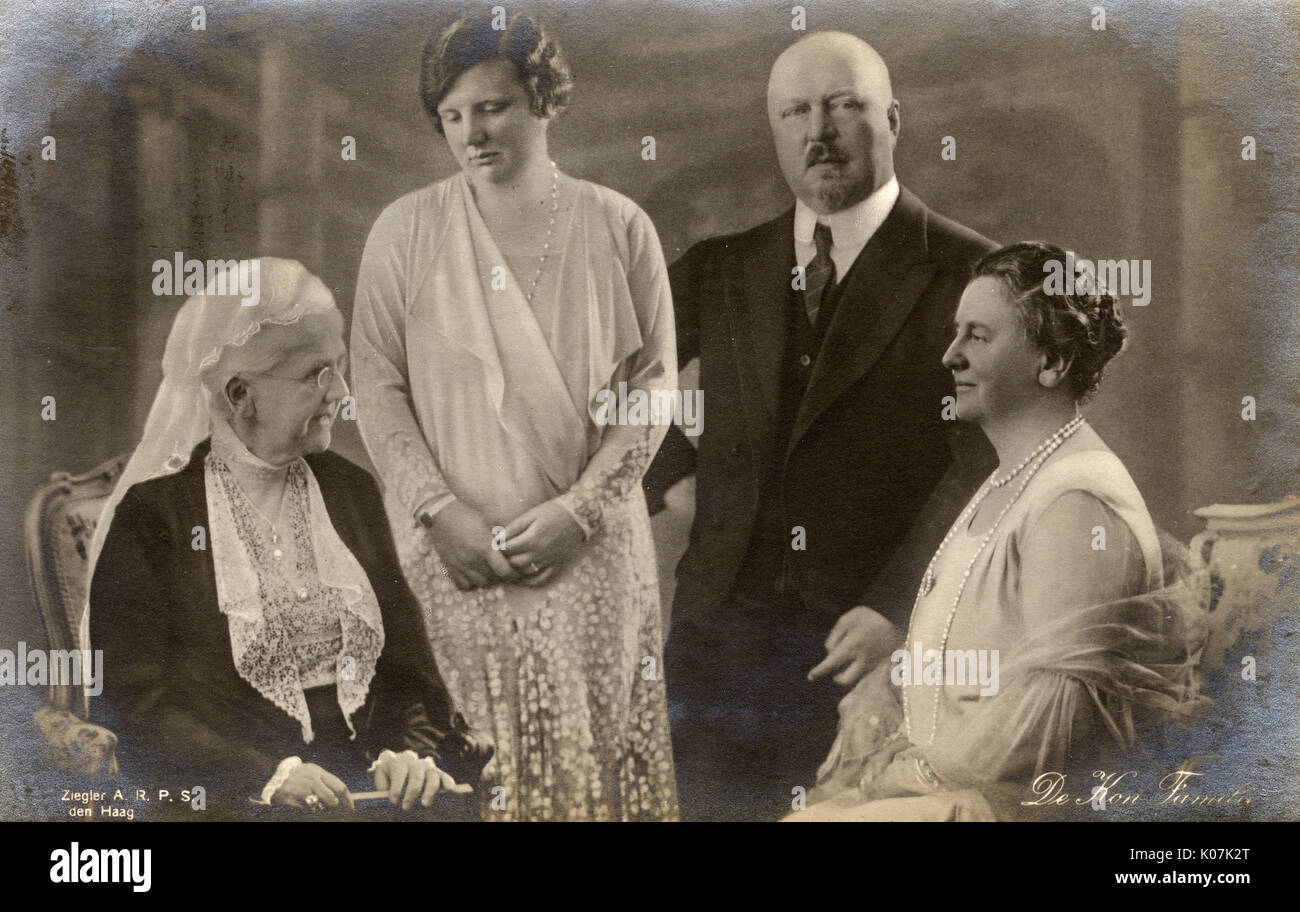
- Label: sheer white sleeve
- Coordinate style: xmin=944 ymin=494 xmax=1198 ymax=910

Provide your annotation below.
xmin=351 ymin=202 xmax=457 ymax=524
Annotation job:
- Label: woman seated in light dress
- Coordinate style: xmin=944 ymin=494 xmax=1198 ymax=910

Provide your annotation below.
xmin=88 ymin=258 xmax=488 ymax=817
xmin=351 ymin=11 xmax=678 ymax=820
xmin=789 ymin=242 xmax=1208 ymax=821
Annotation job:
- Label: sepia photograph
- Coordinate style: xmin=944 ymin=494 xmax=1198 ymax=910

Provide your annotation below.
xmin=0 ymin=0 xmax=1296 ymax=860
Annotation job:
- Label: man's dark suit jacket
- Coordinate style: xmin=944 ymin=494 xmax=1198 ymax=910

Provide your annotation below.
xmin=89 ymin=439 xmax=488 ymax=812
xmin=652 ymin=187 xmax=998 ymax=626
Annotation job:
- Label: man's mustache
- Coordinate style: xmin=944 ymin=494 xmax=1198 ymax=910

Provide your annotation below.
xmin=805 ymin=143 xmax=847 ymax=167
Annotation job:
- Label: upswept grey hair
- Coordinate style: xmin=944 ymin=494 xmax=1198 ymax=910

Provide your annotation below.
xmin=971 ymin=241 xmax=1128 ymax=402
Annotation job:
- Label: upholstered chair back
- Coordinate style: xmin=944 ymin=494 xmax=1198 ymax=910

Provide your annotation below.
xmin=25 ymin=453 xmax=127 ymax=776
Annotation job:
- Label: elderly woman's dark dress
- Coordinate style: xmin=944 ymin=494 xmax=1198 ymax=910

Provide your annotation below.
xmin=91 ymin=437 xmax=485 ymax=815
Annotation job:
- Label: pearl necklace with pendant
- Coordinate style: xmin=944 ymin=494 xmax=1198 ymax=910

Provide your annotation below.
xmin=238 ymin=482 xmax=289 ymax=562
xmin=227 ymin=472 xmax=291 ymax=563
xmin=525 ymin=161 xmax=561 ymax=304
xmin=904 ymin=413 xmax=1086 ymax=745
xmin=918 ymin=412 xmax=1085 ymax=598
xmin=210 ymin=422 xmax=295 ymax=563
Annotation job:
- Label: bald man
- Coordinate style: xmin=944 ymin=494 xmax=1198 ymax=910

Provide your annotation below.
xmin=652 ymin=32 xmax=998 ymax=821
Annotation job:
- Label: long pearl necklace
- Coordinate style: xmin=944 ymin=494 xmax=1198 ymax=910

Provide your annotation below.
xmin=903 ymin=414 xmax=1086 ymax=745
xmin=525 ymin=161 xmax=561 ymax=304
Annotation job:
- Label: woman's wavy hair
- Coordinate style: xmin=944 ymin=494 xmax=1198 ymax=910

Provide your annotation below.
xmin=971 ymin=241 xmax=1128 ymax=402
xmin=419 ymin=9 xmax=572 ymax=135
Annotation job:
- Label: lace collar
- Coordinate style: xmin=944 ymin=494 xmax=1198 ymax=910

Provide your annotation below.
xmin=204 ymin=436 xmax=386 ymax=743
xmin=210 ymin=418 xmax=298 ymax=484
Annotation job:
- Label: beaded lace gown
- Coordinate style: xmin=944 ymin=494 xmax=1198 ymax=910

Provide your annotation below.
xmin=351 ymin=172 xmax=679 ymax=820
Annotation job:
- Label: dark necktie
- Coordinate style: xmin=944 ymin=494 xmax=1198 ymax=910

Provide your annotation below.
xmin=804 ymin=221 xmax=837 ymax=326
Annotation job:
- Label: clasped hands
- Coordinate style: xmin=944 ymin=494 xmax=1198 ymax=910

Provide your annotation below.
xmin=427 ymin=499 xmax=584 ymax=591
xmin=427 ymin=502 xmax=896 ymax=689
xmin=272 ymin=751 xmax=471 ymax=813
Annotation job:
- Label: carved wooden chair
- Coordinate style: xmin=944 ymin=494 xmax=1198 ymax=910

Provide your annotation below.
xmin=25 ymin=452 xmax=129 ymax=776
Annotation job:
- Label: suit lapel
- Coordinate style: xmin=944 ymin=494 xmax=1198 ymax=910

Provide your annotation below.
xmin=788 ymin=189 xmax=936 ymax=456
xmin=728 ymin=210 xmax=795 ymax=447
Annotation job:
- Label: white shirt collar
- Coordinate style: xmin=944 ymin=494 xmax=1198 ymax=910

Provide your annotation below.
xmin=793 ymin=175 xmax=901 ymax=261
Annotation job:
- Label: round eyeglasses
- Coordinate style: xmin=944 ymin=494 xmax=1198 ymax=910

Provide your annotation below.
xmin=246 ymin=361 xmax=348 ymax=391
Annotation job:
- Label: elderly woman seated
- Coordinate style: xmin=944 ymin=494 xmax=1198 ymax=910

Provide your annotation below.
xmin=87 ymin=258 xmax=487 ymax=816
